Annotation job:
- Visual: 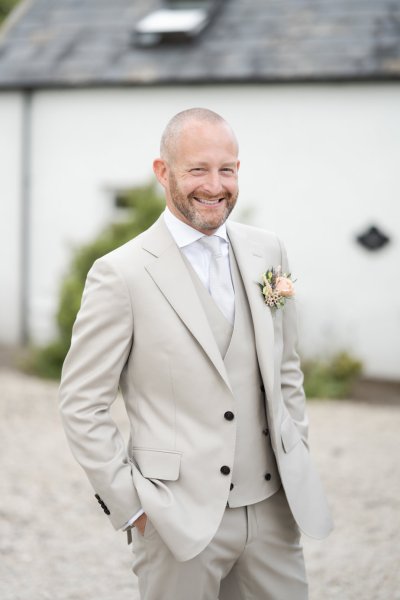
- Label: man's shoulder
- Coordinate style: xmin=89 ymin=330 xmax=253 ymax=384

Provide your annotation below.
xmin=227 ymin=220 xmax=282 ymax=247
xmin=90 ymin=219 xmax=161 ymax=276
xmin=95 ymin=233 xmax=143 ymax=269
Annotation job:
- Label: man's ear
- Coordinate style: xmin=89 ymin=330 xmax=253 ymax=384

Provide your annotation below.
xmin=153 ymin=158 xmax=168 ymax=188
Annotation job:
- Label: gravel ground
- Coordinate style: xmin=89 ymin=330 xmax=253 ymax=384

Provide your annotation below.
xmin=0 ymin=367 xmax=399 ymax=600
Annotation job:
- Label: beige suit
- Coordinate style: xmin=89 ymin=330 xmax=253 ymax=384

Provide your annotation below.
xmin=59 ymin=215 xmax=332 ymax=567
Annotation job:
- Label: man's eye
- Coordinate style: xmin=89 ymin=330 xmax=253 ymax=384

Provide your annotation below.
xmin=221 ymin=168 xmax=234 ymax=173
xmin=190 ymin=168 xmax=205 ymax=174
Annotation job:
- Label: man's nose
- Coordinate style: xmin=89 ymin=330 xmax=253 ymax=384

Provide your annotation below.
xmin=202 ymin=171 xmax=224 ymax=196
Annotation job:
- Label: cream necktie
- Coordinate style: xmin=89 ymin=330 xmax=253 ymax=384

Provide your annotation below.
xmin=199 ymin=235 xmax=235 ymax=325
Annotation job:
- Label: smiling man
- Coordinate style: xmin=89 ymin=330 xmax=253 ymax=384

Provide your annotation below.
xmin=59 ymin=108 xmax=332 ymax=600
xmin=156 ymin=113 xmax=239 ymax=234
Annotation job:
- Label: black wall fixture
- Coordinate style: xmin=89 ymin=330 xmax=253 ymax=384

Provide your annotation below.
xmin=356 ymin=225 xmax=390 ymax=251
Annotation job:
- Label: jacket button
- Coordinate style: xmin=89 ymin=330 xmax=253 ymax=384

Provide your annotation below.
xmin=265 ymin=473 xmax=272 ymax=481
xmin=230 ymin=483 xmax=234 ymax=491
xmin=224 ymin=411 xmax=234 ymax=421
xmin=263 ymin=428 xmax=269 ymax=436
xmin=220 ymin=466 xmax=231 ymax=475
xmin=104 ymin=508 xmax=110 ymax=515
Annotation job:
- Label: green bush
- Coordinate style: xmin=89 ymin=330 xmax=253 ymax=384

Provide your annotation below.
xmin=0 ymin=0 xmax=19 ymax=24
xmin=303 ymin=351 xmax=363 ymax=399
xmin=28 ymin=182 xmax=164 ymax=379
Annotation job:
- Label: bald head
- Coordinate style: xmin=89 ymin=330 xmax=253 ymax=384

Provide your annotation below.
xmin=160 ymin=108 xmax=238 ymax=164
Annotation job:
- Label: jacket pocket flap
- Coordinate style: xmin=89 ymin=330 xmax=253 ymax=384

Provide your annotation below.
xmin=132 ymin=448 xmax=182 ymax=481
xmin=281 ymin=416 xmax=302 ymax=453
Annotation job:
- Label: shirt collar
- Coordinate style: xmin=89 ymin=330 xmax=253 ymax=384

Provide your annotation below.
xmin=163 ymin=207 xmax=229 ymax=249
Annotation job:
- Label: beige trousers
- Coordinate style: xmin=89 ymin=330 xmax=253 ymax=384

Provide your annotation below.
xmin=131 ymin=487 xmax=308 ymax=600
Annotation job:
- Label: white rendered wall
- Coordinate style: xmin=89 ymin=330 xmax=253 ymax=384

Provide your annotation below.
xmin=232 ymin=85 xmax=400 ymax=380
xmin=0 ymin=92 xmax=22 ymax=343
xmin=6 ymin=84 xmax=400 ymax=378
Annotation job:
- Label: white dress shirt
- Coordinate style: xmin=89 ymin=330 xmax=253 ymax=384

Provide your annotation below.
xmin=164 ymin=206 xmax=231 ymax=289
xmin=123 ymin=207 xmax=234 ymax=530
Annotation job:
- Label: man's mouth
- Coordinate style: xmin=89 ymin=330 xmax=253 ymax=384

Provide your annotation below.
xmin=192 ymin=197 xmax=225 ymax=206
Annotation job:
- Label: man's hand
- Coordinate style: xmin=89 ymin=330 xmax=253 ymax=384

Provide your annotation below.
xmin=134 ymin=512 xmax=147 ymax=536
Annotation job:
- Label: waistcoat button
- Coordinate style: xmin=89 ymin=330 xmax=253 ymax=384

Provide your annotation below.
xmin=220 ymin=466 xmax=231 ymax=475
xmin=224 ymin=411 xmax=234 ymax=421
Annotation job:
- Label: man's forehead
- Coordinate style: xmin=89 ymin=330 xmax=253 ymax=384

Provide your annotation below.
xmin=164 ymin=117 xmax=239 ymax=164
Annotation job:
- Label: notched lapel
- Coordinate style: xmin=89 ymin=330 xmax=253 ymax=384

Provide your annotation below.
xmin=142 ymin=218 xmax=232 ymax=392
xmin=227 ymin=223 xmax=275 ymax=396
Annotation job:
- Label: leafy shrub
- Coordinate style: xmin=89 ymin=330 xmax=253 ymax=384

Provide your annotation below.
xmin=0 ymin=0 xmax=19 ymax=24
xmin=28 ymin=182 xmax=164 ymax=379
xmin=303 ymin=351 xmax=363 ymax=399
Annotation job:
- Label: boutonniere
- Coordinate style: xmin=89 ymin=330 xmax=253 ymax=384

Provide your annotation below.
xmin=258 ymin=265 xmax=295 ymax=309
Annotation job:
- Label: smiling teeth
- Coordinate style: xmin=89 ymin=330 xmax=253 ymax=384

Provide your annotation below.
xmin=195 ymin=198 xmax=221 ymax=205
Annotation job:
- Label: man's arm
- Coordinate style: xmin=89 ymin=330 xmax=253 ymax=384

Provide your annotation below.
xmin=59 ymin=257 xmax=142 ymax=529
xmin=278 ymin=237 xmax=309 ymax=447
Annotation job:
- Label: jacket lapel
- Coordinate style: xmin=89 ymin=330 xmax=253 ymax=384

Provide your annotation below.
xmin=141 ymin=217 xmax=232 ymax=392
xmin=227 ymin=222 xmax=275 ymax=399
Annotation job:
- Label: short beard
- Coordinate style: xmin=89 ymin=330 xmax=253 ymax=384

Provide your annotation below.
xmin=168 ymin=173 xmax=238 ymax=231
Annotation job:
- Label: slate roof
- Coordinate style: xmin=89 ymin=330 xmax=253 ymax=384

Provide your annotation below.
xmin=0 ymin=0 xmax=399 ymax=88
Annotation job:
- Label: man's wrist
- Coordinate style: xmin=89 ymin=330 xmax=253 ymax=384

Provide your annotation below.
xmin=123 ymin=507 xmax=144 ymax=531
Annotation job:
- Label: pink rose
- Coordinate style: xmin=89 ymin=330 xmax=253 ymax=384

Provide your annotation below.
xmin=275 ymin=276 xmax=294 ymax=297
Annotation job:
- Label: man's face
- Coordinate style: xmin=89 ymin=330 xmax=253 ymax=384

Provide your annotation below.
xmin=154 ymin=120 xmax=240 ymax=234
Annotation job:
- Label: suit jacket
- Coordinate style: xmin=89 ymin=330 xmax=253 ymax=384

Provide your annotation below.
xmin=59 ymin=215 xmax=333 ymax=561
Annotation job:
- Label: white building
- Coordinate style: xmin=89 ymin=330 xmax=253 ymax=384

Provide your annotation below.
xmin=1 ymin=0 xmax=399 ymax=379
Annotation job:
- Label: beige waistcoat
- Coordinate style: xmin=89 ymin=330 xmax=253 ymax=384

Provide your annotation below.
xmin=183 ymin=244 xmax=281 ymax=507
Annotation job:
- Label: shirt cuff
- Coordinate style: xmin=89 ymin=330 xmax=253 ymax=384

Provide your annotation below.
xmin=122 ymin=508 xmax=144 ymax=531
